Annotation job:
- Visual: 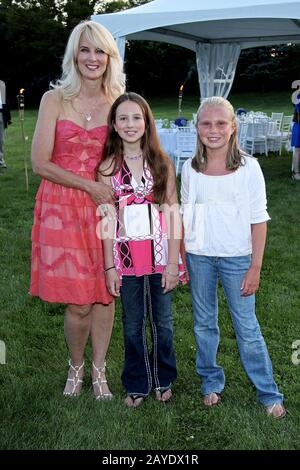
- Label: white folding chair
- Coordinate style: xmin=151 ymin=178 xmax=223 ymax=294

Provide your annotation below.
xmin=176 ymin=126 xmax=192 ymax=133
xmin=244 ymin=121 xmax=268 ymax=156
xmin=266 ymin=120 xmax=281 ymax=154
xmin=238 ymin=121 xmax=248 ymax=150
xmin=279 ymin=115 xmax=293 ymax=155
xmin=174 ymin=130 xmax=197 ymax=175
xmin=271 ymin=112 xmax=284 ymax=131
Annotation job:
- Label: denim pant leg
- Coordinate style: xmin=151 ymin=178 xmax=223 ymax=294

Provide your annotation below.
xmin=147 ymin=274 xmax=177 ymax=391
xmin=120 ymin=275 xmax=152 ymax=396
xmin=219 ymin=256 xmax=284 ymax=405
xmin=186 ymin=253 xmax=225 ymax=395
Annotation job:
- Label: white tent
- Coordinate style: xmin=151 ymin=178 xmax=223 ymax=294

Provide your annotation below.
xmin=92 ymin=0 xmax=300 ymax=98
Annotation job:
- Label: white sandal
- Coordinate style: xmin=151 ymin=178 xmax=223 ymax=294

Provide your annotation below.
xmin=92 ymin=362 xmax=113 ymax=400
xmin=63 ymin=359 xmax=84 ymax=397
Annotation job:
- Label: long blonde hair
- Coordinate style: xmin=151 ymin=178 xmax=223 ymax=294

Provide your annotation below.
xmin=51 ymin=20 xmax=125 ymax=104
xmin=192 ymin=96 xmax=246 ymax=172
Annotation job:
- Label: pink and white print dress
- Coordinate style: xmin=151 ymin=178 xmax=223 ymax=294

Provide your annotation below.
xmin=111 ymin=160 xmax=184 ymax=279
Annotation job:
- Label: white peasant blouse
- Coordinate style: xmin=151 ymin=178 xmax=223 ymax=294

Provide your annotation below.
xmin=180 ymin=156 xmax=270 ymax=257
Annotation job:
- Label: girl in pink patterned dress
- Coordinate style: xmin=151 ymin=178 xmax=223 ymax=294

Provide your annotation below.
xmin=30 ymin=21 xmax=125 ymax=398
xmin=98 ymin=92 xmax=184 ymax=407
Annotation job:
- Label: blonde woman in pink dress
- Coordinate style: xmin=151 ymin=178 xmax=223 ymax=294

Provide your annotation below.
xmin=30 ymin=20 xmax=125 ymax=398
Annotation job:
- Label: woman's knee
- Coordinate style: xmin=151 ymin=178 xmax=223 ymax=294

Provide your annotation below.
xmin=67 ymin=303 xmax=92 ymax=318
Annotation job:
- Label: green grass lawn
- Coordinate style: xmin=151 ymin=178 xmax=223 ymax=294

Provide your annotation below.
xmin=0 ymin=93 xmax=300 ymax=450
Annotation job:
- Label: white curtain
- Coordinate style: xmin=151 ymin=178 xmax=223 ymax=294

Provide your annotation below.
xmin=116 ymin=36 xmax=126 ymax=61
xmin=195 ymin=43 xmax=241 ymax=98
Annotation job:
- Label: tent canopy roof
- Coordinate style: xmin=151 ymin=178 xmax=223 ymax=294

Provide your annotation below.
xmin=92 ymin=0 xmax=300 ymax=50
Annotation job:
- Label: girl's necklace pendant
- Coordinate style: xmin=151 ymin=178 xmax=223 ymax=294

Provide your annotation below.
xmin=85 ymin=113 xmax=92 ymax=122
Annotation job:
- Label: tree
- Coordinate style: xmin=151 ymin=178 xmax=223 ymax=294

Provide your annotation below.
xmin=63 ymin=0 xmax=101 ymax=30
xmin=0 ymin=0 xmax=152 ymax=106
xmin=1 ymin=0 xmax=298 ymax=106
xmin=94 ymin=0 xmax=149 ymax=14
xmin=233 ymin=44 xmax=300 ymax=93
xmin=1 ymin=0 xmax=67 ymax=106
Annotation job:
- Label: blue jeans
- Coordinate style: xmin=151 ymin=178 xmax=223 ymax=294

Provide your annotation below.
xmin=120 ymin=274 xmax=177 ymax=396
xmin=186 ymin=253 xmax=284 ymax=406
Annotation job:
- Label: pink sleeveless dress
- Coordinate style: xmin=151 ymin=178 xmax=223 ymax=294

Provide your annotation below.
xmin=30 ymin=119 xmax=112 ymax=305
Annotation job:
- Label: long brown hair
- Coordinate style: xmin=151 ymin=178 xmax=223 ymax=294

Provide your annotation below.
xmin=192 ymin=96 xmax=246 ymax=173
xmin=101 ymin=92 xmax=171 ymax=203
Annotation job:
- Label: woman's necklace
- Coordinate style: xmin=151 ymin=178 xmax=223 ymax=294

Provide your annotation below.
xmin=71 ymin=99 xmax=98 ymax=122
xmin=124 ymin=153 xmax=143 ymax=160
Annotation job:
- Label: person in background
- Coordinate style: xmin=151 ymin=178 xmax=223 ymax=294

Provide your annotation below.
xmin=181 ymin=96 xmax=286 ymax=419
xmin=0 ymin=79 xmax=12 ymax=169
xmin=30 ymin=20 xmax=125 ymax=398
xmin=291 ymin=99 xmax=300 ymax=181
xmin=98 ymin=92 xmax=185 ymax=407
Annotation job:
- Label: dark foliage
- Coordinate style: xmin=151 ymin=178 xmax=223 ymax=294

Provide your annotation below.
xmin=0 ymin=0 xmax=299 ymax=107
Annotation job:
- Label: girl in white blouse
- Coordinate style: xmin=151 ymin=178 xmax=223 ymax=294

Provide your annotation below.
xmin=181 ymin=96 xmax=286 ymax=419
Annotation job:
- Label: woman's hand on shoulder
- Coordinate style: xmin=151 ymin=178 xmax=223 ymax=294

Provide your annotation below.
xmin=93 ymin=157 xmax=115 ymax=204
xmin=88 ymin=180 xmax=114 ymax=205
